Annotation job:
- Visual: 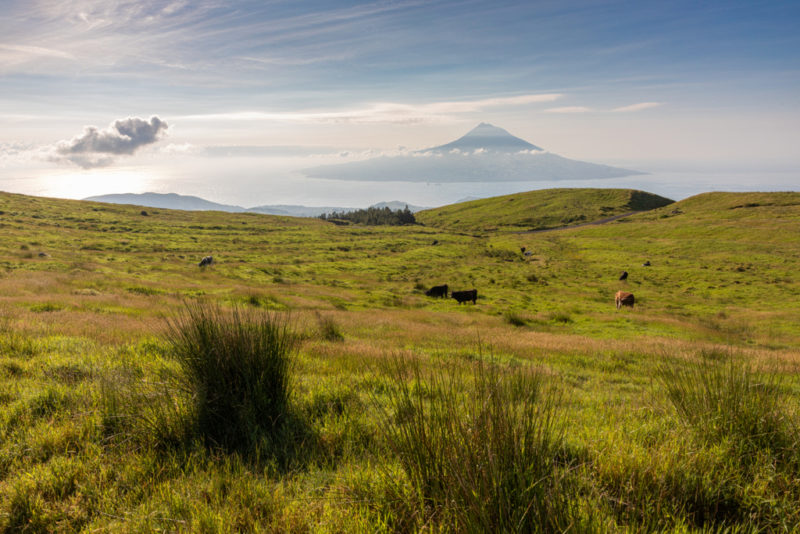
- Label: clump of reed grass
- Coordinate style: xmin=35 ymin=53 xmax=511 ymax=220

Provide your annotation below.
xmin=548 ymin=311 xmax=573 ymax=324
xmin=504 ymin=310 xmax=527 ymax=327
xmin=599 ymin=355 xmax=800 ymax=530
xmin=375 ymin=357 xmax=587 ymax=532
xmin=167 ymin=302 xmax=296 ymax=451
xmin=657 ymin=355 xmax=795 ymax=461
xmin=316 ymin=313 xmax=344 ymax=342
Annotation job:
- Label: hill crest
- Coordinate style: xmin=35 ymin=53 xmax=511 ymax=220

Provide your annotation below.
xmin=416 ymin=188 xmax=674 ymax=233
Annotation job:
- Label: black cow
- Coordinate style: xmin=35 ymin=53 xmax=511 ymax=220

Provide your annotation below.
xmin=425 ymin=284 xmax=448 ymax=298
xmin=451 ymin=289 xmax=477 ymax=304
xmin=198 ymin=255 xmax=214 ymax=268
xmin=642 ymin=260 xmax=651 ymax=266
xmin=619 ymin=270 xmax=628 ymax=281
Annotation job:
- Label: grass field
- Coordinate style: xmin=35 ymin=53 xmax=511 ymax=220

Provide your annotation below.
xmin=1 ymin=188 xmax=799 ymax=532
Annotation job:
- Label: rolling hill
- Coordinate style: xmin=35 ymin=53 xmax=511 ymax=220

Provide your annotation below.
xmin=416 ymin=187 xmax=674 ymax=232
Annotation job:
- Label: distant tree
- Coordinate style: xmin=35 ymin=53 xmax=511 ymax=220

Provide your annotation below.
xmin=319 ymin=206 xmax=417 ymax=226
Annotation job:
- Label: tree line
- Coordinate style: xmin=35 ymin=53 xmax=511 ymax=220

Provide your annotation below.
xmin=319 ymin=206 xmax=416 ymax=226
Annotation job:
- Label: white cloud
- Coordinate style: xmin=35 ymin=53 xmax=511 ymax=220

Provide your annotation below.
xmin=162 ymin=142 xmax=197 ymax=154
xmin=52 ymin=116 xmax=168 ymax=168
xmin=611 ymin=102 xmax=664 ymax=112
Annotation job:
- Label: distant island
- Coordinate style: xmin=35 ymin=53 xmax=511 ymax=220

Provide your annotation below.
xmin=303 ymin=123 xmax=644 ymax=183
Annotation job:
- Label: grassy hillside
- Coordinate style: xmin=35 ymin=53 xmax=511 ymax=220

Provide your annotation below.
xmin=0 ymin=189 xmax=799 ymax=532
xmin=416 ymin=187 xmax=674 ymax=233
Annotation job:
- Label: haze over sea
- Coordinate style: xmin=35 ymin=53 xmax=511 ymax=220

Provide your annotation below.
xmin=5 ymin=154 xmax=797 ymax=209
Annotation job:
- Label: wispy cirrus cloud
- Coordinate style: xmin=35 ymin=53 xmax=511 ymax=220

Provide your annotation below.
xmin=180 ymin=93 xmax=563 ymax=125
xmin=52 ymin=116 xmax=168 ymax=168
xmin=0 ymin=43 xmax=76 ymax=62
xmin=0 ymin=0 xmax=432 ymax=76
xmin=544 ymin=106 xmax=593 ymax=113
xmin=611 ymin=102 xmax=664 ymax=112
xmin=545 ymin=102 xmax=664 ymax=114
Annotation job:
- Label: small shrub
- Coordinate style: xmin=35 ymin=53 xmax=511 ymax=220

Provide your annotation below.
xmin=549 ymin=311 xmax=573 ymax=324
xmin=504 ymin=311 xmax=527 ymax=327
xmin=127 ymin=286 xmax=163 ymax=296
xmin=317 ymin=313 xmax=344 ymax=342
xmin=167 ymin=302 xmax=297 ymax=451
xmin=29 ymin=303 xmax=63 ymax=313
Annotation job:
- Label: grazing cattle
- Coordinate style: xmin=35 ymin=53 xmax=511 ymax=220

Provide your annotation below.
xmin=451 ymin=289 xmax=478 ymax=305
xmin=619 ymin=270 xmax=628 ymax=281
xmin=615 ymin=291 xmax=635 ymax=310
xmin=524 ymin=251 xmax=533 ymax=257
xmin=140 ymin=210 xmax=149 ymax=216
xmin=432 ymin=239 xmax=439 ymax=246
xmin=642 ymin=260 xmax=651 ymax=266
xmin=520 ymin=246 xmax=526 ymax=253
xmin=425 ymin=284 xmax=448 ymax=298
xmin=198 ymin=255 xmax=214 ymax=268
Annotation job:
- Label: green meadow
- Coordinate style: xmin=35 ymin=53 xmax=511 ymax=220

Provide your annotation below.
xmin=1 ymin=188 xmax=799 ymax=532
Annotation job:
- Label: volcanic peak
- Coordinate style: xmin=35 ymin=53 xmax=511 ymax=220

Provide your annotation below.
xmin=422 ymin=123 xmax=542 ymax=154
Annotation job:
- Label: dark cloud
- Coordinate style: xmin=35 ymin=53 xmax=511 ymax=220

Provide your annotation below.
xmin=54 ymin=116 xmax=168 ymax=168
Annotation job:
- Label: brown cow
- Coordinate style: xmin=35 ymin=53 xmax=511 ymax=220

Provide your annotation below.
xmin=615 ymin=291 xmax=635 ymax=309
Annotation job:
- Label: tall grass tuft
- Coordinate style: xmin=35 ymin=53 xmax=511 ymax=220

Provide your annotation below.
xmin=657 ymin=355 xmax=795 ymax=461
xmin=649 ymin=355 xmax=800 ymax=529
xmin=167 ymin=302 xmax=296 ymax=451
xmin=504 ymin=310 xmax=527 ymax=327
xmin=376 ymin=357 xmax=588 ymax=532
xmin=316 ymin=312 xmax=344 ymax=342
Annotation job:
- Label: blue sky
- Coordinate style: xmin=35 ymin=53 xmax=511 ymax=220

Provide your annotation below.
xmin=1 ymin=0 xmax=798 ymax=205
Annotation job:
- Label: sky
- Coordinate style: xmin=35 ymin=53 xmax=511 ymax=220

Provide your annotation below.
xmin=1 ymin=0 xmax=798 ymax=207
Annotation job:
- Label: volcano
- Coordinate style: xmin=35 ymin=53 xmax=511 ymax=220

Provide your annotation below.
xmin=422 ymin=123 xmax=542 ymax=154
xmin=303 ymin=123 xmax=643 ymax=183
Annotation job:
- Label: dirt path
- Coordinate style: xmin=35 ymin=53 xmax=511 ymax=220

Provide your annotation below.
xmin=515 ymin=211 xmax=642 ymax=234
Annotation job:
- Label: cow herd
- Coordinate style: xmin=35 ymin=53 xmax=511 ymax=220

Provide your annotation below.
xmin=424 ymin=284 xmax=478 ymax=305
xmin=422 ymin=255 xmax=651 ymax=310
xmin=198 ymin=247 xmax=643 ymax=311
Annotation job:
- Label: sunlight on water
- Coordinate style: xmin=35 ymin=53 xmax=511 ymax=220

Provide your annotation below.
xmin=32 ymin=169 xmax=158 ymax=200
